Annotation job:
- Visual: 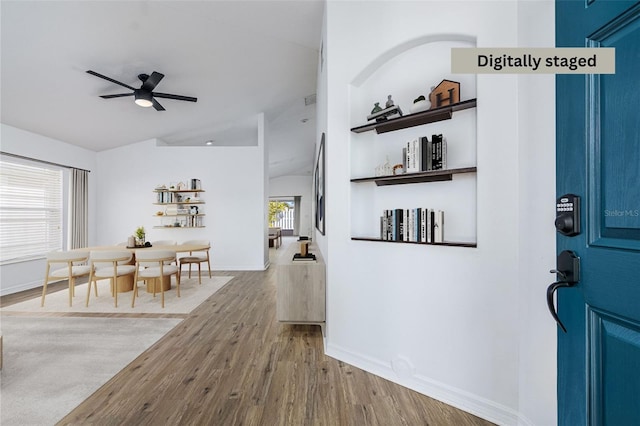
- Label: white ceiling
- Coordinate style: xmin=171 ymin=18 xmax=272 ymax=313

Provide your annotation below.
xmin=0 ymin=0 xmax=323 ymax=178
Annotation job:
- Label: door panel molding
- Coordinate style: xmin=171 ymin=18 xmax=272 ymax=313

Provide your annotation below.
xmin=587 ymin=6 xmax=640 ymax=251
xmin=589 ymin=307 xmax=640 ymax=425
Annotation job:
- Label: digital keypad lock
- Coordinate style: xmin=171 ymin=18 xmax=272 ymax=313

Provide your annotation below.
xmin=555 ymin=194 xmax=580 ymax=236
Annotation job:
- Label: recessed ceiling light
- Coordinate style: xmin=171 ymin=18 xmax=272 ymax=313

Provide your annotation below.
xmin=205 ymin=140 xmax=214 ymax=146
xmin=301 ymin=118 xmax=309 ymax=123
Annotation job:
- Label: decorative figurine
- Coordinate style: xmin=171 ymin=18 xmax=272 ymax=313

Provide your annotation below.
xmin=410 ymin=95 xmax=430 ymax=113
xmin=367 ymin=97 xmax=403 ymax=122
xmin=385 ymin=95 xmax=395 ymax=108
xmin=429 ymin=79 xmax=460 ymax=108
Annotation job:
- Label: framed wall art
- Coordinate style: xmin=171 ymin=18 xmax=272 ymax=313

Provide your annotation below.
xmin=315 ymin=133 xmax=325 ymax=235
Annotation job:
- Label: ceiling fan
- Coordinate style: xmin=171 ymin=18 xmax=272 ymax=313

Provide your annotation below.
xmin=86 ymin=70 xmax=197 ymax=111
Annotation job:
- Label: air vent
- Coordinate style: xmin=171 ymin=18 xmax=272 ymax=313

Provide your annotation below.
xmin=304 ymin=94 xmax=317 ymax=106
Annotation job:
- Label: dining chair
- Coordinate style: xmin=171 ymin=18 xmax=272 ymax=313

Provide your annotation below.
xmin=41 ymin=250 xmax=92 ymax=307
xmin=149 ymin=240 xmax=177 ymax=264
xmin=131 ymin=250 xmax=180 ymax=308
xmin=86 ymin=250 xmax=136 ymax=308
xmin=178 ymin=240 xmax=211 ymax=285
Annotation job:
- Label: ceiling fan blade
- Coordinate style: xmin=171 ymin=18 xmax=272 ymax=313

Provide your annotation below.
xmin=142 ymin=71 xmax=164 ymax=92
xmin=152 ymin=98 xmax=166 ymax=111
xmin=100 ymin=93 xmax=134 ymax=99
xmin=86 ymin=70 xmax=136 ymax=91
xmin=153 ymin=92 xmax=197 ymax=102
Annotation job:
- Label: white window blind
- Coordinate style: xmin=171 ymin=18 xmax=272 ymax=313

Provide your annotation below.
xmin=0 ymin=159 xmax=63 ymax=264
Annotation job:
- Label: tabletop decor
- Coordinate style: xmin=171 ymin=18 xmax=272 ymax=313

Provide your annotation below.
xmin=134 ymin=226 xmax=146 ymax=246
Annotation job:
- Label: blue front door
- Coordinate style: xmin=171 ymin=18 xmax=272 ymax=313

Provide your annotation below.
xmin=556 ymin=1 xmax=640 ymax=424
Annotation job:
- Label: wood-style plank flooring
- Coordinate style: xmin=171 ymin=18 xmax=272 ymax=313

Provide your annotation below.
xmin=1 ymin=239 xmax=494 ymax=426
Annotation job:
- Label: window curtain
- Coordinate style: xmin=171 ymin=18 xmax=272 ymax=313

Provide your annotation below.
xmin=69 ymin=168 xmax=88 ymax=249
xmin=293 ymin=196 xmax=301 ymax=236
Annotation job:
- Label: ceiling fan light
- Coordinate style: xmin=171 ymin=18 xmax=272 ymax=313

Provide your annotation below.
xmin=134 ymin=90 xmax=153 ymax=108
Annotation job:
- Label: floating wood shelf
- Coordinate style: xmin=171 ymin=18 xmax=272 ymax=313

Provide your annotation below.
xmin=351 ymin=99 xmax=477 ymax=134
xmin=351 ymin=167 xmax=476 ymax=186
xmin=153 ymin=202 xmax=205 ymax=205
xmin=153 ymin=226 xmax=205 ymax=229
xmin=351 ymin=237 xmax=477 ymax=248
xmin=154 ymin=189 xmax=205 ymax=193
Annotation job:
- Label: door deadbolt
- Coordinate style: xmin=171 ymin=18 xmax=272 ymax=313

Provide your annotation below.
xmin=556 ymin=194 xmax=580 ymax=236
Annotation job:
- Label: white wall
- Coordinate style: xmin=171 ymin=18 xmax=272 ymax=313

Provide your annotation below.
xmin=321 ymin=2 xmax=556 ymax=425
xmin=0 ymin=112 xmax=269 ymax=295
xmin=0 ymin=124 xmax=97 ymax=295
xmin=95 ymin=114 xmax=268 ymax=271
xmin=516 ymin=2 xmax=557 ymax=425
xmin=269 ymin=175 xmax=313 ymax=237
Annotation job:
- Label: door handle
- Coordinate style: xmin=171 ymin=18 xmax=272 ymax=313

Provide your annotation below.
xmin=546 ymin=250 xmax=580 ymax=333
xmin=547 ymin=281 xmax=573 ymax=333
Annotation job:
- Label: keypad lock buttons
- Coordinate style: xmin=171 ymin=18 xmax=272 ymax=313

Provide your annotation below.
xmin=555 ymin=194 xmax=580 ymax=236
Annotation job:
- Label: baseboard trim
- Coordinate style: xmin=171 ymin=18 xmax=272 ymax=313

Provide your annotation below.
xmin=1 ymin=279 xmax=52 ymax=297
xmin=325 ymin=342 xmax=520 ymax=426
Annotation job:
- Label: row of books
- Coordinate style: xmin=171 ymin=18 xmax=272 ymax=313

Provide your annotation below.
xmin=404 ymin=134 xmax=446 ymax=173
xmin=188 ymin=216 xmax=204 ymax=227
xmin=380 ymin=208 xmax=444 ymax=243
xmin=157 ymin=192 xmax=177 ymax=204
xmin=159 ymin=215 xmax=204 ymax=227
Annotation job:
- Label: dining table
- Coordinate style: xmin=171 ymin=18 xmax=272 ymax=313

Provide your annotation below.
xmin=77 ymin=243 xmax=209 ymax=293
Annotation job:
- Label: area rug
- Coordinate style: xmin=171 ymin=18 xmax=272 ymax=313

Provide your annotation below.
xmin=0 ymin=316 xmax=183 ymax=426
xmin=1 ymin=276 xmax=234 ymax=315
xmin=0 ymin=275 xmax=234 ymax=425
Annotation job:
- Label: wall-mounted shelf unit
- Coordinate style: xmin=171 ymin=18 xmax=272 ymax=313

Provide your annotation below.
xmin=153 ymin=187 xmax=205 ymax=229
xmin=350 ymin=96 xmax=477 ymax=247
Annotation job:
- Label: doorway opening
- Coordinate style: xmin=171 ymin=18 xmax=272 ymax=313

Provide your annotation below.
xmin=269 ymin=196 xmax=300 ymax=237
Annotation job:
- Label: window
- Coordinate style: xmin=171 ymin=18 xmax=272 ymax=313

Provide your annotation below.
xmin=0 ymin=158 xmax=63 ymax=264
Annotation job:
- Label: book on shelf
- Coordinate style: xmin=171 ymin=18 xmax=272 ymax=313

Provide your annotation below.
xmin=431 ymin=134 xmax=447 ymax=171
xmin=434 ymin=210 xmax=444 ymax=243
xmin=395 ymin=208 xmax=404 ymax=241
xmin=405 ymin=138 xmax=421 ymax=173
xmin=420 ymin=136 xmax=432 ymax=172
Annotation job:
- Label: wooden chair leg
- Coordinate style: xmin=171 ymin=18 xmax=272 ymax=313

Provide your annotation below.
xmin=41 ymin=279 xmax=49 ymax=307
xmin=86 ymin=272 xmax=95 ymax=307
xmin=131 ymin=270 xmax=139 ymax=308
xmin=197 ymin=263 xmax=202 ymax=284
xmin=41 ymin=264 xmax=51 ymax=307
xmin=176 ymin=272 xmax=181 ymax=297
xmin=113 ymin=276 xmax=118 ymax=307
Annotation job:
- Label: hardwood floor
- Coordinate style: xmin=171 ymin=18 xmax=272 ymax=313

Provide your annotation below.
xmin=1 ymin=241 xmax=494 ymax=426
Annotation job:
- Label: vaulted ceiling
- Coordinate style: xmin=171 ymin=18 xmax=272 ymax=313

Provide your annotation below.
xmin=1 ymin=1 xmax=323 ymax=178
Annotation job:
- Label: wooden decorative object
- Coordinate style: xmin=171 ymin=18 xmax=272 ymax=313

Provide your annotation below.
xmin=300 ymin=241 xmax=309 ymax=257
xmin=429 ymin=79 xmax=460 ymax=108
